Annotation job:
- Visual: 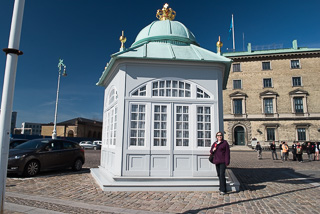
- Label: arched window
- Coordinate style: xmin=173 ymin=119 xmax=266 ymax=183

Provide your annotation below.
xmin=67 ymin=130 xmax=74 ymax=137
xmin=108 ymin=87 xmax=118 ymax=106
xmin=130 ymin=79 xmax=212 ymax=99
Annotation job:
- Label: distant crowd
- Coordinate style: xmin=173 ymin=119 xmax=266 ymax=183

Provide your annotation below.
xmin=255 ymin=141 xmax=320 ymax=162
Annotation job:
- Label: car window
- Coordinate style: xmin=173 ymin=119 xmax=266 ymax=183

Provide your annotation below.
xmin=48 ymin=141 xmax=62 ymax=151
xmin=63 ymin=141 xmax=75 ymax=149
xmin=15 ymin=139 xmax=49 ymax=149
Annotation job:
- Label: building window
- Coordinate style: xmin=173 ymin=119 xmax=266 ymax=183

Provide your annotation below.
xmin=175 ymin=105 xmax=189 ymax=147
xmin=294 ymin=97 xmax=304 ymax=113
xmin=266 ymin=128 xmax=275 ymax=141
xmin=152 ymin=80 xmax=191 ymax=97
xmin=264 ymin=98 xmax=273 ymax=114
xmin=232 ymin=63 xmax=241 ymax=72
xmin=263 ymin=78 xmax=272 ymax=88
xmin=291 ymin=60 xmax=300 ymax=69
xmin=153 ymin=105 xmax=167 ymax=146
xmin=132 ymin=85 xmax=146 ymax=96
xmin=292 ymin=77 xmax=302 ymax=87
xmin=108 ymin=88 xmax=118 ymax=105
xmin=130 ymin=104 xmax=146 ymax=146
xmin=196 ymin=87 xmax=210 ymax=98
xmin=197 ymin=106 xmax=211 ymax=147
xmin=262 ymin=62 xmax=271 ymax=70
xmin=297 ymin=128 xmax=306 ymax=141
xmin=233 ymin=80 xmax=242 ymax=89
xmin=233 ymin=99 xmax=243 ymax=115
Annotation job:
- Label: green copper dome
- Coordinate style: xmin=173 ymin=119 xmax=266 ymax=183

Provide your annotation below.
xmin=132 ymin=20 xmax=199 ymax=47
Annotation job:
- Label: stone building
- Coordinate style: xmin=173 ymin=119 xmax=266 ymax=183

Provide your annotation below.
xmin=222 ymin=40 xmax=320 ymax=147
xmin=41 ymin=117 xmax=102 ymax=139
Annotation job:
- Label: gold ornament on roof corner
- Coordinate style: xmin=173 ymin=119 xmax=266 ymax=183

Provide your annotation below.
xmin=119 ymin=31 xmax=127 ymax=49
xmin=216 ymin=36 xmax=223 ymax=53
xmin=156 ymin=3 xmax=176 ymax=21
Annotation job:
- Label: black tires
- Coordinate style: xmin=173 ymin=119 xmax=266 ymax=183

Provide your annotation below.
xmin=72 ymin=159 xmax=83 ymax=171
xmin=24 ymin=160 xmax=40 ymax=177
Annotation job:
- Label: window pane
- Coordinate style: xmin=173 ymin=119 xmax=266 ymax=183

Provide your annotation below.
xmin=292 ymin=77 xmax=301 ymax=86
xmin=197 ymin=106 xmax=212 ymax=147
xmin=264 ymin=98 xmax=273 ymax=114
xmin=233 ymin=80 xmax=242 ymax=89
xmin=233 ymin=99 xmax=242 ymax=114
xmin=291 ymin=60 xmax=300 ymax=69
xmin=262 ymin=62 xmax=271 ymax=70
xmin=263 ymin=78 xmax=272 ymax=88
xmin=176 ymin=106 xmax=189 ymax=147
xmin=294 ymin=97 xmax=303 ymax=113
xmin=267 ymin=128 xmax=275 ymax=141
xmin=130 ymin=104 xmax=146 ymax=146
xmin=153 ymin=105 xmax=167 ymax=146
xmin=233 ymin=63 xmax=241 ymax=72
xmin=297 ymin=128 xmax=306 ymax=141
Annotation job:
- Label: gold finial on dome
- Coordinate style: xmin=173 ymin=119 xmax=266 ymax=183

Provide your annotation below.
xmin=156 ymin=3 xmax=176 ymax=21
xmin=216 ymin=36 xmax=223 ymax=55
xmin=119 ymin=31 xmax=127 ymax=50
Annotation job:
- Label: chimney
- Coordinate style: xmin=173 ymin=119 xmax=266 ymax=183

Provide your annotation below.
xmin=247 ymin=43 xmax=252 ymax=53
xmin=292 ymin=40 xmax=298 ymax=49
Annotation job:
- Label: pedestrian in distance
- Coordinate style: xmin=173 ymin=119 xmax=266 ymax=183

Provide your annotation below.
xmin=296 ymin=142 xmax=303 ymax=162
xmin=315 ymin=142 xmax=319 ymax=161
xmin=306 ymin=142 xmax=313 ymax=161
xmin=255 ymin=141 xmax=262 ymax=159
xmin=282 ymin=142 xmax=289 ymax=161
xmin=210 ymin=131 xmax=230 ymax=196
xmin=292 ymin=141 xmax=297 ymax=161
xmin=270 ymin=141 xmax=278 ymax=160
xmin=279 ymin=142 xmax=283 ymax=160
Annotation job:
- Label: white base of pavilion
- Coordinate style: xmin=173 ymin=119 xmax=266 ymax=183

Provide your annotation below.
xmin=91 ymin=167 xmax=240 ymax=192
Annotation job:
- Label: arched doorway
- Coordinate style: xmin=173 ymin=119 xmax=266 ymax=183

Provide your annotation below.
xmin=234 ymin=126 xmax=245 ymax=145
xmin=67 ymin=130 xmax=74 ymax=137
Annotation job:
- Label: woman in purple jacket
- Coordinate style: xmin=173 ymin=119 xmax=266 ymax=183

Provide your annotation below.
xmin=210 ymin=131 xmax=230 ymax=195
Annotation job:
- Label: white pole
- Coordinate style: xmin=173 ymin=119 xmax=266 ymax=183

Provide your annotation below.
xmin=52 ymin=71 xmax=61 ymax=139
xmin=0 ymin=0 xmax=25 ymax=213
xmin=232 ymin=14 xmax=235 ymax=51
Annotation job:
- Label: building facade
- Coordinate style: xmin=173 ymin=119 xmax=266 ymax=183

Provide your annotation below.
xmin=41 ymin=117 xmax=102 ymax=139
xmin=222 ymin=40 xmax=320 ymax=147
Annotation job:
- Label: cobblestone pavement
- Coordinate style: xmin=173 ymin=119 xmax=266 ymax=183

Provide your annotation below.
xmin=4 ymin=150 xmax=320 ymax=213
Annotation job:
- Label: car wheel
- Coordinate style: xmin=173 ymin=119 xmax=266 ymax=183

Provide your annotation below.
xmin=72 ymin=159 xmax=83 ymax=171
xmin=24 ymin=160 xmax=40 ymax=177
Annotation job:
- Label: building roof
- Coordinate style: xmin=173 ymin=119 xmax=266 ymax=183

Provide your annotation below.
xmin=42 ymin=117 xmax=102 ymax=126
xmin=223 ymin=40 xmax=320 ymax=59
xmin=97 ymin=19 xmax=232 ymax=89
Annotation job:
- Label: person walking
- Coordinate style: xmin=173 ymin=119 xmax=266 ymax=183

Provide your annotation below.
xmin=306 ymin=142 xmax=313 ymax=161
xmin=292 ymin=142 xmax=297 ymax=161
xmin=210 ymin=131 xmax=230 ymax=195
xmin=279 ymin=142 xmax=283 ymax=160
xmin=315 ymin=142 xmax=319 ymax=161
xmin=296 ymin=142 xmax=303 ymax=162
xmin=255 ymin=142 xmax=262 ymax=159
xmin=270 ymin=141 xmax=278 ymax=160
xmin=282 ymin=142 xmax=289 ymax=161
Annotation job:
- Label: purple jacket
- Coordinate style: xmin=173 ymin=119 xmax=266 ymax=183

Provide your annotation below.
xmin=210 ymin=140 xmax=230 ymax=165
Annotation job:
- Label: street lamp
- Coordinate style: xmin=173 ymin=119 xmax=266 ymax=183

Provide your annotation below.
xmin=52 ymin=59 xmax=67 ymax=139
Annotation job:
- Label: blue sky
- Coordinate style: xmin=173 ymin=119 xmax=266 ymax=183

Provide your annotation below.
xmin=1 ymin=0 xmax=320 ymax=127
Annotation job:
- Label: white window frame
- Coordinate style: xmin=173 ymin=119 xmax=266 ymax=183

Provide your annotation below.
xmin=263 ymin=78 xmax=273 ymax=88
xmin=265 ymin=127 xmax=277 ymax=142
xmin=151 ymin=103 xmax=171 ymax=150
xmin=196 ymin=105 xmax=212 ymax=148
xmin=174 ymin=104 xmax=191 ymax=150
xmin=262 ymin=61 xmax=271 ymax=70
xmin=291 ymin=59 xmax=301 ymax=69
xmin=232 ymin=63 xmax=241 ymax=72
xmin=291 ymin=95 xmax=307 ymax=114
xmin=231 ymin=98 xmax=245 ymax=115
xmin=296 ymin=126 xmax=309 ymax=141
xmin=292 ymin=76 xmax=302 ymax=87
xmin=260 ymin=95 xmax=277 ymax=114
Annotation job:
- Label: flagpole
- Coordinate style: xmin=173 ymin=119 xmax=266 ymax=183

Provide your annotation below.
xmin=232 ymin=14 xmax=235 ymax=51
xmin=0 ymin=0 xmax=25 ymax=213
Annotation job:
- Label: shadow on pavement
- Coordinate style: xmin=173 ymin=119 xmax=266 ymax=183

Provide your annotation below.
xmin=181 ymin=185 xmax=320 ymax=214
xmin=229 ymin=167 xmax=320 ymax=191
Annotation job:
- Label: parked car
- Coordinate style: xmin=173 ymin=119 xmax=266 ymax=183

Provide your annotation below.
xmin=10 ymin=138 xmax=28 ymax=149
xmin=7 ymin=138 xmax=85 ymax=177
xmin=93 ymin=140 xmax=102 ymax=146
xmin=79 ymin=141 xmax=101 ymax=150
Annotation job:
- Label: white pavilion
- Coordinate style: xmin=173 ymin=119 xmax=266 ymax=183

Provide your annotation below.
xmin=91 ymin=4 xmax=239 ymax=191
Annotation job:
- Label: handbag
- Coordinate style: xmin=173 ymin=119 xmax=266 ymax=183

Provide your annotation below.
xmin=209 ymin=153 xmax=214 ymax=163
